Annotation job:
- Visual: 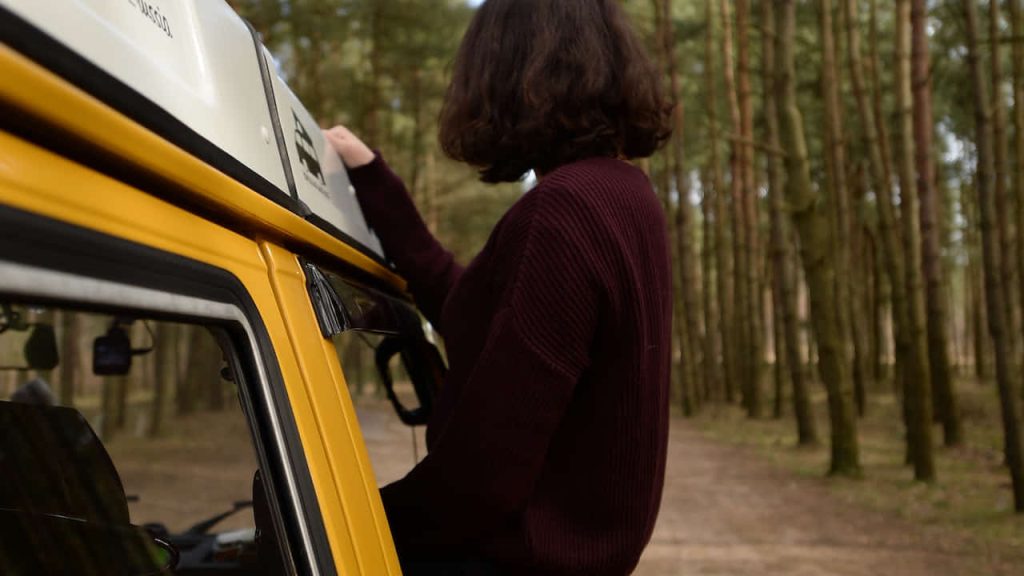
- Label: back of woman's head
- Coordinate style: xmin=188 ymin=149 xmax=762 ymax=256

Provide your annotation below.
xmin=439 ymin=0 xmax=672 ymax=183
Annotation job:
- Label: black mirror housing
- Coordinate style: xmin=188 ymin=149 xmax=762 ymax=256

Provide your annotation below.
xmin=93 ymin=326 xmax=132 ymax=376
xmin=23 ymin=324 xmax=59 ymax=371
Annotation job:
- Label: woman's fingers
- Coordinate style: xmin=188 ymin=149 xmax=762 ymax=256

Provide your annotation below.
xmin=323 ymin=125 xmax=376 ymax=169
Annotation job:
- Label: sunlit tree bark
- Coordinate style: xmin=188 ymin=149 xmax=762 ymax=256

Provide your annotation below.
xmin=962 ymin=0 xmax=1024 ymax=512
xmin=821 ymin=0 xmax=868 ymax=422
xmin=911 ymin=0 xmax=962 ymax=447
xmin=776 ymin=0 xmax=860 ymax=475
xmin=895 ymin=0 xmax=936 ymax=481
xmin=765 ymin=0 xmax=817 ymax=444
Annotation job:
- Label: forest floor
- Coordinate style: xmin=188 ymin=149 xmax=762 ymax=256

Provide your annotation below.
xmin=356 ymin=385 xmax=1024 ymax=576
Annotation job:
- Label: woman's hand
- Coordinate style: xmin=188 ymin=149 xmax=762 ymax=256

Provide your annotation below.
xmin=323 ymin=125 xmax=375 ymax=169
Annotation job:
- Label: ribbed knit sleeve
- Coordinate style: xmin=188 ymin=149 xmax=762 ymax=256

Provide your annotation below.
xmin=347 ymin=154 xmax=463 ymax=328
xmin=379 ymin=183 xmax=603 ymax=560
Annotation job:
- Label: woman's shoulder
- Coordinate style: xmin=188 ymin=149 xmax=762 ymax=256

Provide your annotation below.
xmin=490 ymin=155 xmax=662 ymax=251
xmin=542 ymin=156 xmax=651 ymax=194
xmin=526 ymin=156 xmax=661 ymax=229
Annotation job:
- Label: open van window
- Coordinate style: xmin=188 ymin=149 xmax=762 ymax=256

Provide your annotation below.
xmin=303 ymin=264 xmax=446 ymax=482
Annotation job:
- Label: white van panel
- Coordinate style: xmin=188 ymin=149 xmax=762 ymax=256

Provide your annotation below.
xmin=1 ymin=0 xmax=291 ymax=195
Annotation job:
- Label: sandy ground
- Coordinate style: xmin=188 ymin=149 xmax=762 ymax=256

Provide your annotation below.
xmin=355 ymin=396 xmax=1021 ymax=576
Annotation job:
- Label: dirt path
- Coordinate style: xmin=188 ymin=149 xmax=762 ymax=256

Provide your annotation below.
xmin=635 ymin=419 xmax=1014 ymax=576
xmin=355 ymin=398 xmax=1016 ymax=575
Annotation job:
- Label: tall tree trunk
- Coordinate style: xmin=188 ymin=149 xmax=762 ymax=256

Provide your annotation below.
xmin=702 ymin=164 xmax=722 ymax=403
xmin=101 ymin=377 xmax=121 ymax=440
xmin=652 ymin=0 xmax=696 ymax=415
xmin=149 ymin=324 xmax=176 ymax=438
xmin=765 ymin=0 xmax=786 ymax=421
xmin=176 ymin=326 xmax=196 ymax=415
xmin=912 ymin=0 xmax=962 ymax=447
xmin=1011 ymin=0 xmax=1024 ymax=399
xmin=765 ymin=0 xmax=817 ymax=444
xmin=720 ymin=0 xmax=745 ymax=406
xmin=868 ymin=229 xmax=890 ymax=382
xmin=707 ymin=0 xmax=735 ymax=404
xmin=843 ymin=0 xmax=912 ymax=413
xmin=895 ymin=0 xmax=937 ymax=482
xmin=736 ymin=0 xmax=762 ymax=418
xmin=58 ymin=311 xmax=79 ymax=407
xmin=962 ymin=0 xmax=1024 ymax=512
xmin=821 ymin=0 xmax=867 ymax=421
xmin=964 ymin=180 xmax=990 ymax=379
xmin=366 ymin=1 xmax=383 ymax=146
xmin=776 ymin=0 xmax=859 ymax=475
xmin=991 ymin=0 xmax=1022 ymax=374
xmin=114 ymin=375 xmax=128 ymax=431
xmin=661 ymin=0 xmax=704 ymax=413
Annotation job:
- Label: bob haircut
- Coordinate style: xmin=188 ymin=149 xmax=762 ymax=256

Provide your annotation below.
xmin=439 ymin=0 xmax=672 ymax=183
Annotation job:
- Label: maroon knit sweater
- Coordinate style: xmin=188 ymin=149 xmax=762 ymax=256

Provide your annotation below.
xmin=348 ymin=154 xmax=672 ymax=575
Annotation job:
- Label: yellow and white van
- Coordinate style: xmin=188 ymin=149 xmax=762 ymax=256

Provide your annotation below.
xmin=0 ymin=1 xmax=438 ymax=574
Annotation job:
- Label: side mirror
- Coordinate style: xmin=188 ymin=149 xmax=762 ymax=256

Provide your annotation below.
xmin=23 ymin=324 xmax=59 ymax=371
xmin=375 ymin=336 xmax=446 ymax=427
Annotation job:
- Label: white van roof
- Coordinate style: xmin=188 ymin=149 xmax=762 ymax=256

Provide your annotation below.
xmin=0 ymin=0 xmax=386 ymax=262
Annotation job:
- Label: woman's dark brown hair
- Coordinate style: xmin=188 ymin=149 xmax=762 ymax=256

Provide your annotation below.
xmin=439 ymin=0 xmax=672 ymax=183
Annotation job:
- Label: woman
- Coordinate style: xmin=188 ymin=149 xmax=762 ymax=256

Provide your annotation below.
xmin=325 ymin=1 xmax=672 ymax=574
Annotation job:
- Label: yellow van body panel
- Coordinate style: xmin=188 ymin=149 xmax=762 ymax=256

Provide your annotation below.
xmin=0 ymin=129 xmax=400 ymax=574
xmin=260 ymin=243 xmax=402 ymax=576
xmin=0 ymin=44 xmax=405 ymax=292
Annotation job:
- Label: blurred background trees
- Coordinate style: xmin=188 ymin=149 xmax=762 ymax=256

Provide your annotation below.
xmin=222 ymin=0 xmax=1024 ymax=514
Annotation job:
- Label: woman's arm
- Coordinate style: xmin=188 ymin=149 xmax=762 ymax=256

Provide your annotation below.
xmin=325 ymin=126 xmax=463 ymax=328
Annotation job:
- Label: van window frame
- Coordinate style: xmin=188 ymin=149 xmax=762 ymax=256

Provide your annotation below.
xmin=0 ymin=203 xmax=336 ymax=576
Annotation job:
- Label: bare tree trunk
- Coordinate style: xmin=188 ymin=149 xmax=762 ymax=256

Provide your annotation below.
xmin=962 ymin=176 xmax=989 ymax=380
xmin=176 ymin=326 xmax=196 ymax=416
xmin=365 ymin=0 xmax=383 ymax=146
xmin=702 ymin=164 xmax=722 ymax=403
xmin=707 ymin=0 xmax=735 ymax=404
xmin=58 ymin=311 xmax=79 ymax=407
xmin=821 ymin=0 xmax=867 ymax=423
xmin=844 ymin=0 xmax=912 ymax=416
xmin=912 ymin=0 xmax=962 ymax=447
xmin=652 ymin=0 xmax=696 ymax=415
xmin=991 ymin=0 xmax=1022 ymax=375
xmin=720 ymin=0 xmax=744 ymax=407
xmin=765 ymin=0 xmax=786 ymax=421
xmin=895 ymin=0 xmax=937 ymax=482
xmin=868 ymin=230 xmax=890 ymax=383
xmin=777 ymin=0 xmax=859 ymax=475
xmin=661 ymin=0 xmax=704 ymax=413
xmin=114 ymin=375 xmax=128 ymax=431
xmin=149 ymin=324 xmax=176 ymax=437
xmin=765 ymin=0 xmax=817 ymax=444
xmin=1011 ymin=0 xmax=1024 ymax=399
xmin=736 ymin=0 xmax=762 ymax=418
xmin=101 ymin=377 xmax=121 ymax=440
xmin=962 ymin=0 xmax=1024 ymax=512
